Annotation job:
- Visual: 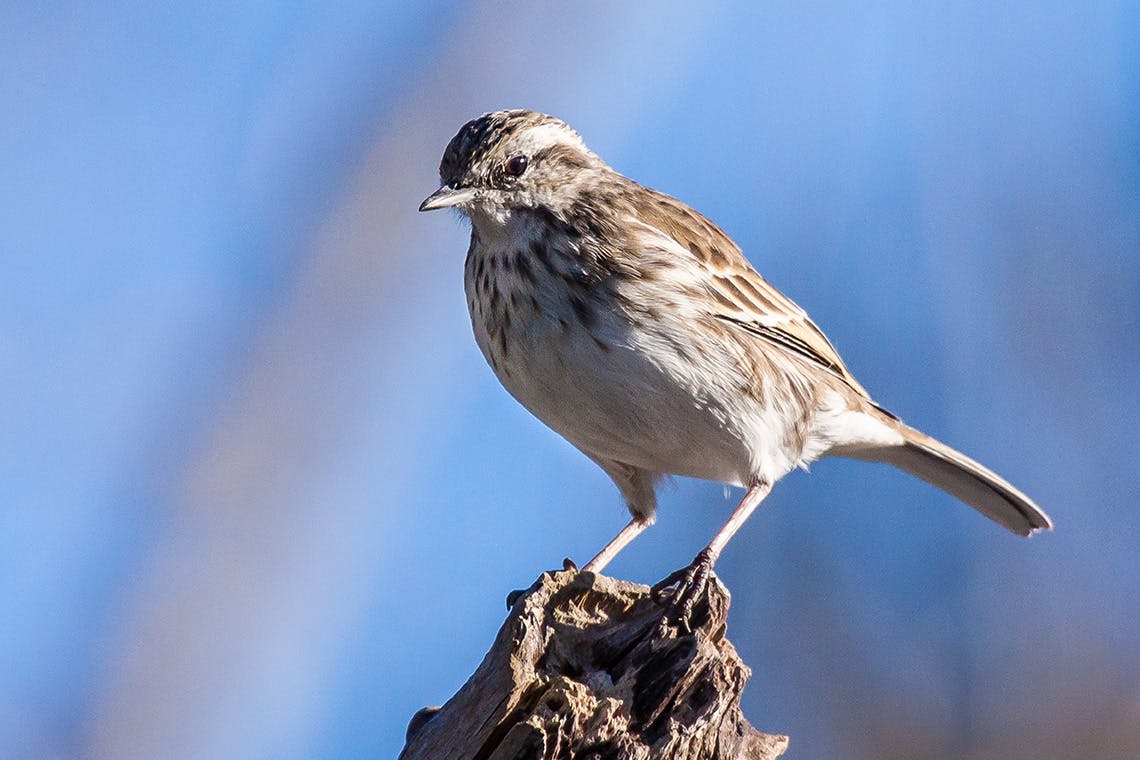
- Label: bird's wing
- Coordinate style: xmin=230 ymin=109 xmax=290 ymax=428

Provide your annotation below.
xmin=629 ymin=188 xmax=872 ymax=399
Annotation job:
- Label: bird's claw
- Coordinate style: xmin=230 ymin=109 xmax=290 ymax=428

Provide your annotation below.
xmin=650 ymin=547 xmax=715 ymax=633
xmin=505 ymin=587 xmax=527 ymax=610
xmin=507 ymin=557 xmax=582 ymax=610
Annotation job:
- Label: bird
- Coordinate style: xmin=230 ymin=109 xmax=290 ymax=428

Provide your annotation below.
xmin=419 ymin=109 xmax=1051 ymax=619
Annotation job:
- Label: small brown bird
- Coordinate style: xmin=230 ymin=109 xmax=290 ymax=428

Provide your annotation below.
xmin=420 ymin=109 xmax=1050 ymax=616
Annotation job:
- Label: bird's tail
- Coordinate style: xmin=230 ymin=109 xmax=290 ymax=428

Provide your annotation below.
xmin=849 ymin=417 xmax=1052 ymax=536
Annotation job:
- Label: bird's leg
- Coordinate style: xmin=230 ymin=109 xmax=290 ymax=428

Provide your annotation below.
xmin=506 ymin=521 xmax=650 ymax=611
xmin=582 ymin=517 xmax=652 ymax=573
xmin=652 ymin=479 xmax=772 ymax=631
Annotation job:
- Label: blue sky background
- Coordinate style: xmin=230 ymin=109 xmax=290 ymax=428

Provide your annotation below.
xmin=3 ymin=3 xmax=1138 ymax=758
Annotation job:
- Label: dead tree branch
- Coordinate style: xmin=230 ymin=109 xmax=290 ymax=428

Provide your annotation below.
xmin=400 ymin=567 xmax=788 ymax=759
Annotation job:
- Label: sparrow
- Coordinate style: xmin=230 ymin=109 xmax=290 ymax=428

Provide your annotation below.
xmin=420 ymin=109 xmax=1051 ymax=620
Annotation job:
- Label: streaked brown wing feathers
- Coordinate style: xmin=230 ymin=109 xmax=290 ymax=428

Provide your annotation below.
xmin=630 ymin=187 xmax=870 ymax=398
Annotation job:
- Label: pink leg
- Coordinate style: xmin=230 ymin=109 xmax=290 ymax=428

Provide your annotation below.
xmin=652 ymin=480 xmax=772 ymax=629
xmin=582 ymin=518 xmax=651 ymax=573
xmin=705 ymin=479 xmax=772 ymax=561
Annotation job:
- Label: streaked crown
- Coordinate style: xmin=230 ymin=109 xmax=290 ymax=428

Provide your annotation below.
xmin=419 ymin=109 xmax=612 ymax=221
xmin=438 ymin=110 xmax=579 ymax=186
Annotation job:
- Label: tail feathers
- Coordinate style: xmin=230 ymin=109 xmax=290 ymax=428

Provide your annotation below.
xmin=858 ymin=425 xmax=1052 ymax=536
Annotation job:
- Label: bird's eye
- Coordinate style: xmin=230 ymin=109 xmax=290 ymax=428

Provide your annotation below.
xmin=504 ymin=155 xmax=528 ymax=177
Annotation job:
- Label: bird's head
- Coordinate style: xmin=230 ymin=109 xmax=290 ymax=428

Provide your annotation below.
xmin=419 ymin=109 xmax=604 ymax=227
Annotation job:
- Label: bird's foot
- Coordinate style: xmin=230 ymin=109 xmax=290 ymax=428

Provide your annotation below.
xmin=506 ymin=557 xmax=580 ymax=610
xmin=650 ymin=547 xmax=715 ymax=633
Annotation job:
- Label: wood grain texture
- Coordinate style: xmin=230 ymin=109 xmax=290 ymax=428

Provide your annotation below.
xmin=400 ymin=568 xmax=787 ymax=760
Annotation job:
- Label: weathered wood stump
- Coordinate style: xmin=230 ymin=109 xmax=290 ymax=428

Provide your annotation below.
xmin=399 ymin=567 xmax=788 ymax=759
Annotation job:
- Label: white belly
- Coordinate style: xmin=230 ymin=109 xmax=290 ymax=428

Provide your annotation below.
xmin=469 ymin=281 xmax=806 ymax=487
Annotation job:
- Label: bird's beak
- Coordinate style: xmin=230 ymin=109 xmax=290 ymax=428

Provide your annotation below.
xmin=419 ymin=184 xmax=476 ymax=212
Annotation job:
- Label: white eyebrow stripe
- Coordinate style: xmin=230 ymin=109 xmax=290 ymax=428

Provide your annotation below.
xmin=513 ymin=123 xmax=585 ymax=153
